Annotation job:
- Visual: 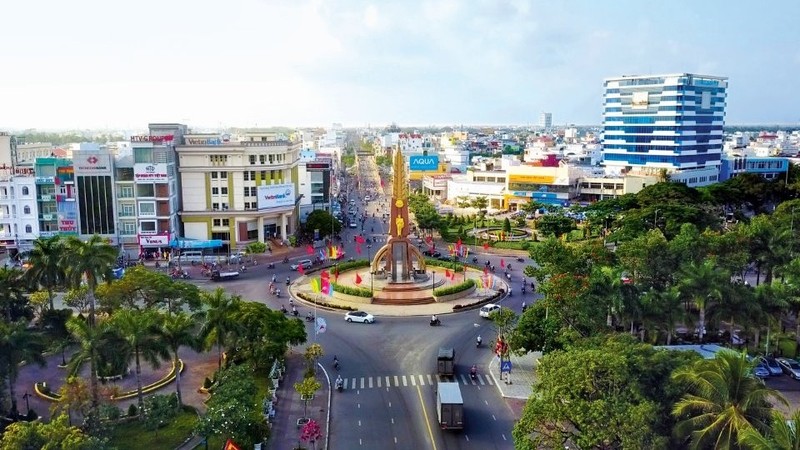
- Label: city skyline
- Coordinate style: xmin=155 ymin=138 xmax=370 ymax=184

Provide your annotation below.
xmin=1 ymin=0 xmax=798 ymax=130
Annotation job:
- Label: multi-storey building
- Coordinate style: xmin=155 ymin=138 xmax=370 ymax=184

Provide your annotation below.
xmin=0 ymin=166 xmax=38 ymax=255
xmin=539 ymin=112 xmax=552 ymax=130
xmin=72 ymin=145 xmax=116 ymax=240
xmin=602 ymin=73 xmax=727 ymax=187
xmin=34 ymin=157 xmax=76 ymax=239
xmin=176 ymin=131 xmax=301 ymax=249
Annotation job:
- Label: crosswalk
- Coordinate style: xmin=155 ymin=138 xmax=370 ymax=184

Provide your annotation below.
xmin=337 ymin=373 xmax=494 ymax=390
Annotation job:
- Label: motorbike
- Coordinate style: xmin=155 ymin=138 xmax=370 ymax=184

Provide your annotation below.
xmin=336 ymin=379 xmax=343 ymax=392
xmin=333 ymin=360 xmax=340 ymax=371
xmin=280 ymin=306 xmax=287 ymax=314
xmin=291 ymin=309 xmax=299 ymax=317
xmin=470 ymin=366 xmax=477 ymax=380
xmin=305 ymin=314 xmax=314 ymax=322
xmin=240 ymin=265 xmax=247 ymax=273
xmin=472 ymin=257 xmax=478 ymax=263
xmin=282 ymin=257 xmax=289 ymax=264
xmin=516 ymin=257 xmax=524 ymax=263
xmin=429 ymin=318 xmax=441 ymax=326
xmin=267 ymin=262 xmax=275 ymax=269
xmin=476 ymin=337 xmax=482 ymax=348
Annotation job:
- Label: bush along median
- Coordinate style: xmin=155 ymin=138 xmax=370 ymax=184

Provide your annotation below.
xmin=424 ymin=258 xmax=464 ymax=272
xmin=433 ymin=279 xmax=475 ymax=297
xmin=296 ymin=292 xmax=357 ymax=311
xmin=330 ymin=282 xmax=373 ymax=298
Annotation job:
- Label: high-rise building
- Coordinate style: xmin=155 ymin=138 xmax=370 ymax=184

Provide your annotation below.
xmin=539 ymin=112 xmax=552 ymax=130
xmin=73 ymin=145 xmax=116 ymax=237
xmin=601 ymin=73 xmax=727 ymax=186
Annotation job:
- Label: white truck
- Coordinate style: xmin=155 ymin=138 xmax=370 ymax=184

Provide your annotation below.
xmin=436 ymin=382 xmax=464 ymax=430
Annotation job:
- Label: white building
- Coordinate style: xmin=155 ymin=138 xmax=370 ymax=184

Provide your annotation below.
xmin=0 ymin=168 xmax=39 ymax=255
xmin=539 ymin=112 xmax=552 ymax=129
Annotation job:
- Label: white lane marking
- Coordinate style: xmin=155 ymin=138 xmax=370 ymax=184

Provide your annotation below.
xmin=351 ymin=378 xmax=356 ymax=389
xmin=486 ymin=375 xmax=494 ymax=386
xmin=358 ymin=420 xmax=362 ymax=426
xmin=410 ymin=375 xmax=416 ymax=386
xmin=465 ymin=435 xmax=470 ymax=441
xmin=360 ymin=378 xmax=365 ymax=389
xmin=369 ymin=377 xmax=373 ymax=388
xmin=492 ymin=414 xmax=497 ymax=421
xmin=427 ymin=374 xmax=434 ymax=385
xmin=388 ymin=402 xmax=392 ymax=408
xmin=402 ymin=375 xmax=408 ymax=386
xmin=478 ymin=375 xmax=486 ymax=385
xmin=502 ymin=434 xmax=507 ymax=440
xmin=460 ymin=374 xmax=468 ymax=384
xmin=419 ymin=374 xmax=425 ymax=386
xmin=343 ymin=379 xmax=349 ymax=389
xmin=394 ymin=375 xmax=399 ymax=386
xmin=386 ymin=376 xmax=390 ymax=387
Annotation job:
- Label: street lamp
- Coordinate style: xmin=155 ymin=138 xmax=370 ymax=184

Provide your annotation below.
xmin=653 ymin=209 xmax=661 ymax=230
xmin=22 ymin=391 xmax=30 ymax=415
xmin=432 ymin=270 xmax=436 ymax=291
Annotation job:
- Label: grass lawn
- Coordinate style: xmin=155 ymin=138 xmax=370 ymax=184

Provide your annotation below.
xmin=108 ymin=407 xmax=198 ymax=450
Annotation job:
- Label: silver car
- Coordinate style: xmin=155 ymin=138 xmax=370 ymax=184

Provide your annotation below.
xmin=759 ymin=356 xmax=783 ymax=376
xmin=777 ymin=358 xmax=800 ymax=379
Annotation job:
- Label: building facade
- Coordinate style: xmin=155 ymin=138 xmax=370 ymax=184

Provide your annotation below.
xmin=0 ymin=167 xmax=38 ymax=255
xmin=176 ymin=132 xmax=301 ymax=249
xmin=602 ymin=73 xmax=727 ymax=186
xmin=34 ymin=157 xmax=76 ymax=239
xmin=73 ymin=146 xmax=116 ymax=238
xmin=539 ymin=112 xmax=552 ymax=130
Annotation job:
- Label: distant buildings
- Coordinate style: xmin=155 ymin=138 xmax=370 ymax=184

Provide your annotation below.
xmin=602 ymin=73 xmax=728 ymax=187
xmin=539 ymin=112 xmax=552 ymax=130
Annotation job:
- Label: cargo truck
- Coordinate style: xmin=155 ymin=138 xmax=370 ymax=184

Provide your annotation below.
xmin=437 ymin=347 xmax=455 ymax=377
xmin=436 ymin=382 xmax=464 ymax=430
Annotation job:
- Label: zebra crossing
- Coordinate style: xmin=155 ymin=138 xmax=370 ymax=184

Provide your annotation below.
xmin=338 ymin=373 xmax=494 ymax=390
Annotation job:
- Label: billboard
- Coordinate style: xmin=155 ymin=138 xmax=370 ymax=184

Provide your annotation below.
xmin=409 ymin=155 xmax=439 ymax=171
xmin=134 ymin=163 xmax=168 ymax=182
xmin=73 ymin=153 xmax=112 ymax=176
xmin=257 ymin=183 xmax=295 ymax=210
xmin=139 ymin=234 xmax=170 ymax=247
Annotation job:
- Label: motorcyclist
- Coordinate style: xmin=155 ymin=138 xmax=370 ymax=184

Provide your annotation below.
xmin=476 ymin=335 xmax=482 ymax=346
xmin=272 ymin=274 xmax=277 ymax=283
xmin=336 ymin=375 xmax=343 ymax=390
xmin=306 ymin=312 xmax=313 ymax=322
xmin=286 ymin=276 xmax=290 ymax=286
xmin=431 ymin=314 xmax=438 ymax=324
xmin=522 ymin=302 xmax=527 ymax=312
xmin=470 ymin=365 xmax=477 ymax=378
xmin=280 ymin=305 xmax=287 ymax=314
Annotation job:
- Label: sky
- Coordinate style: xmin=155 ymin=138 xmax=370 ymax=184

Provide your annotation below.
xmin=1 ymin=0 xmax=798 ymax=130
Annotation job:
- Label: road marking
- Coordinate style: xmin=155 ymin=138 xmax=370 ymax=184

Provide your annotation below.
xmin=402 ymin=375 xmax=408 ymax=386
xmin=391 ymin=418 xmax=394 ymax=424
xmin=343 ymin=379 xmax=348 ymax=389
xmin=465 ymin=435 xmax=470 ymax=441
xmin=502 ymin=434 xmax=507 ymax=441
xmin=377 ymin=377 xmax=381 ymax=388
xmin=394 ymin=375 xmax=399 ymax=386
xmin=386 ymin=376 xmax=391 ymax=387
xmin=410 ymin=375 xmax=416 ymax=386
xmin=351 ymin=378 xmax=356 ymax=389
xmin=478 ymin=375 xmax=485 ymax=385
xmin=492 ymin=414 xmax=497 ymax=421
xmin=427 ymin=374 xmax=434 ymax=385
xmin=369 ymin=377 xmax=373 ymax=388
xmin=416 ymin=384 xmax=438 ymax=450
xmin=360 ymin=378 xmax=365 ymax=389
xmin=460 ymin=374 xmax=468 ymax=384
xmin=486 ymin=376 xmax=494 ymax=386
xmin=358 ymin=420 xmax=362 ymax=426
xmin=419 ymin=375 xmax=425 ymax=386
xmin=389 ymin=402 xmax=392 ymax=408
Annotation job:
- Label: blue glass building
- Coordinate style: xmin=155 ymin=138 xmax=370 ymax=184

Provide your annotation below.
xmin=602 ymin=73 xmax=728 ymax=177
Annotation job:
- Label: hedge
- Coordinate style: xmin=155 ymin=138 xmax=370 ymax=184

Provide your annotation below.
xmin=296 ymin=292 xmax=357 ymax=311
xmin=330 ymin=282 xmax=373 ymax=298
xmin=332 ymin=259 xmax=370 ymax=272
xmin=424 ymin=258 xmax=465 ymax=272
xmin=433 ymin=279 xmax=475 ymax=297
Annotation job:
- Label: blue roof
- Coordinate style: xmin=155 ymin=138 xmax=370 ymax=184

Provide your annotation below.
xmin=169 ymin=238 xmax=224 ymax=249
xmin=655 ymin=344 xmax=727 ymax=359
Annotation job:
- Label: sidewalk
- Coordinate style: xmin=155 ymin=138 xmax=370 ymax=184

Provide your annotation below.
xmin=487 ymin=351 xmax=541 ymax=400
xmin=268 ymin=352 xmax=330 ymax=450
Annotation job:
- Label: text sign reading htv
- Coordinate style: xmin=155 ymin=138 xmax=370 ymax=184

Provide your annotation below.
xmin=409 ymin=155 xmax=439 ymax=171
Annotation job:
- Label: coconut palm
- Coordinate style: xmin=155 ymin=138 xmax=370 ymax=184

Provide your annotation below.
xmin=0 ymin=320 xmax=46 ymax=417
xmin=159 ymin=312 xmax=198 ymax=407
xmin=641 ymin=286 xmax=688 ymax=345
xmin=62 ymin=235 xmax=118 ymax=327
xmin=0 ymin=267 xmax=26 ymax=322
xmin=112 ymin=309 xmax=170 ymax=412
xmin=65 ymin=316 xmax=109 ymax=426
xmin=738 ymin=409 xmax=800 ymax=450
xmin=26 ymin=235 xmax=66 ymax=310
xmin=672 ymin=350 xmax=785 ymax=450
xmin=196 ymin=288 xmax=243 ymax=370
xmin=678 ymin=258 xmax=730 ymax=343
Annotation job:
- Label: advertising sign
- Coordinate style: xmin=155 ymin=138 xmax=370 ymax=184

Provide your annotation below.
xmin=56 ymin=166 xmax=74 ymax=184
xmin=257 ymin=183 xmax=295 ymax=210
xmin=134 ymin=163 xmax=168 ymax=182
xmin=139 ymin=234 xmax=170 ymax=247
xmin=73 ymin=152 xmax=112 ymax=176
xmin=508 ymin=174 xmax=556 ymax=184
xmin=409 ymin=155 xmax=439 ymax=171
xmin=130 ymin=135 xmax=174 ymax=143
xmin=57 ymin=219 xmax=77 ymax=233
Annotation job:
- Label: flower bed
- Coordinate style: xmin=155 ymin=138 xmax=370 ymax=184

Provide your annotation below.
xmin=433 ymin=279 xmax=475 ymax=297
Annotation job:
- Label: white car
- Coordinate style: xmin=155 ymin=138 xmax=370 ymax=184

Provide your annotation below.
xmin=290 ymin=259 xmax=313 ymax=271
xmin=345 ymin=311 xmax=375 ymax=324
xmin=479 ymin=304 xmax=501 ymax=318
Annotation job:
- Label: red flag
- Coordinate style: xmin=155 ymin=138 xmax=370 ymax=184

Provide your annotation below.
xmin=306 ymin=245 xmax=314 ymax=255
xmin=457 ymin=238 xmax=462 ymax=248
xmin=297 ymin=264 xmax=305 ymax=275
xmin=483 ymin=266 xmax=489 ymax=275
xmin=356 ymin=235 xmax=365 ymax=244
xmin=445 ymin=269 xmax=451 ymax=279
xmin=500 ymin=259 xmax=505 ymax=268
xmin=425 ymin=235 xmax=433 ymax=244
xmin=321 ymin=270 xmax=330 ymax=280
xmin=380 ymin=179 xmax=385 ymax=187
xmin=355 ymin=273 xmax=362 ymax=284
xmin=356 ymin=244 xmax=362 ymax=255
xmin=483 ymin=242 xmax=489 ymax=250
xmin=224 ymin=439 xmax=242 ymax=450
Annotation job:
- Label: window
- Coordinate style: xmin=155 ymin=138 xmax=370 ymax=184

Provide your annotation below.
xmin=140 ymin=221 xmax=157 ymax=232
xmin=21 ymin=187 xmax=29 ymax=196
xmin=212 ymin=187 xmax=219 ymax=195
xmin=136 ymin=184 xmax=155 ymax=197
xmin=211 ymin=171 xmax=218 ymax=179
xmin=121 ymin=221 xmax=136 ymax=235
xmin=220 ymin=171 xmax=227 ymax=179
xmin=23 ymin=206 xmax=31 ymax=215
xmin=134 ymin=147 xmax=154 ymax=164
xmin=220 ymin=187 xmax=228 ymax=195
xmin=222 ymin=219 xmax=229 ymax=226
xmin=118 ymin=185 xmax=134 ymax=198
xmin=212 ymin=203 xmax=219 ymax=211
xmin=211 ymin=232 xmax=230 ymax=241
xmin=243 ymin=171 xmax=250 ymax=181
xmin=222 ymin=203 xmax=229 ymax=211
xmin=259 ymin=155 xmax=266 ymax=164
xmin=268 ymin=154 xmax=274 ymax=164
xmin=120 ymin=203 xmax=135 ymax=217
xmin=249 ymin=155 xmax=256 ymax=165
xmin=25 ymin=225 xmax=32 ymax=233
xmin=138 ymin=202 xmax=156 ymax=216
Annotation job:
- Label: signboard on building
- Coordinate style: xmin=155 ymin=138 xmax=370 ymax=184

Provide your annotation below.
xmin=57 ymin=219 xmax=77 ymax=233
xmin=257 ymin=183 xmax=295 ymax=210
xmin=423 ymin=175 xmax=450 ymax=189
xmin=409 ymin=155 xmax=439 ymax=171
xmin=139 ymin=234 xmax=170 ymax=247
xmin=57 ymin=200 xmax=78 ymax=234
xmin=186 ymin=137 xmax=222 ymax=146
xmin=73 ymin=153 xmax=112 ymax=176
xmin=56 ymin=166 xmax=74 ymax=184
xmin=306 ymin=161 xmax=331 ymax=171
xmin=508 ymin=175 xmax=556 ymax=185
xmin=130 ymin=135 xmax=174 ymax=143
xmin=134 ymin=163 xmax=168 ymax=182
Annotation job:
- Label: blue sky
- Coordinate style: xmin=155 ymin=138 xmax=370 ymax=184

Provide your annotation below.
xmin=1 ymin=0 xmax=798 ymax=129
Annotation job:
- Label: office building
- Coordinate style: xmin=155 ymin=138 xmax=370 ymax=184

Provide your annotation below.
xmin=602 ymin=73 xmax=727 ymax=187
xmin=539 ymin=112 xmax=552 ymax=130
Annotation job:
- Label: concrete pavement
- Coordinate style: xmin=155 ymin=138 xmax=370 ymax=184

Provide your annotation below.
xmin=488 ymin=351 xmax=540 ymax=400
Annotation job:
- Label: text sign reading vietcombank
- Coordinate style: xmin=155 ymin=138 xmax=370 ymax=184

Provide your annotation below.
xmin=409 ymin=155 xmax=439 ymax=171
xmin=257 ymin=183 xmax=295 ymax=210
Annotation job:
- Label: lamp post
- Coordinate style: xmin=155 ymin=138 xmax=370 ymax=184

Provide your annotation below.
xmin=653 ymin=209 xmax=661 ymax=230
xmin=22 ymin=391 xmax=30 ymax=415
xmin=432 ymin=270 xmax=436 ymax=291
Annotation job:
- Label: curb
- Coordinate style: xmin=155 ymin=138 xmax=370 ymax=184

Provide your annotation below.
xmin=317 ymin=362 xmax=332 ymax=450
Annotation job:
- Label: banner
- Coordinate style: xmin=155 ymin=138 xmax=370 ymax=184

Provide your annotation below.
xmin=134 ymin=163 xmax=168 ymax=182
xmin=409 ymin=155 xmax=439 ymax=171
xmin=257 ymin=183 xmax=295 ymax=210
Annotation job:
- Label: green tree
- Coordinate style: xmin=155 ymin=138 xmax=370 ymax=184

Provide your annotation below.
xmin=0 ymin=414 xmax=107 ymax=450
xmin=738 ymin=409 xmax=800 ymax=450
xmin=640 ymin=287 xmax=688 ymax=345
xmin=51 ymin=376 xmax=92 ymax=427
xmin=304 ymin=210 xmax=342 ymax=239
xmin=26 ymin=235 xmax=66 ymax=310
xmin=141 ymin=393 xmax=178 ymax=433
xmin=672 ymin=350 xmax=784 ymax=450
xmin=0 ymin=267 xmax=29 ymax=322
xmin=63 ymin=286 xmax=90 ymax=314
xmin=228 ymin=302 xmax=305 ymax=370
xmin=245 ymin=241 xmax=267 ymax=255
xmin=197 ymin=288 xmax=243 ymax=370
xmin=471 ymin=196 xmax=489 ymax=215
xmin=159 ymin=312 xmax=198 ymax=407
xmin=678 ymin=258 xmax=731 ymax=342
xmin=503 ymin=217 xmax=512 ymax=233
xmin=294 ymin=376 xmax=321 ymax=419
xmin=65 ymin=316 xmax=109 ymax=427
xmin=509 ymin=302 xmax=564 ymax=353
xmin=0 ymin=320 xmax=47 ymax=417
xmin=536 ymin=213 xmax=576 ymax=238
xmin=112 ymin=309 xmax=170 ymax=413
xmin=63 ymin=235 xmax=118 ymax=327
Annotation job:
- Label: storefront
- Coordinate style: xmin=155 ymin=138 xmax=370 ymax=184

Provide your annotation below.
xmin=138 ymin=233 xmax=170 ymax=260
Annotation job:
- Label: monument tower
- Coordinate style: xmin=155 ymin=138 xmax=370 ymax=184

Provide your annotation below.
xmin=371 ymin=148 xmax=426 ymax=282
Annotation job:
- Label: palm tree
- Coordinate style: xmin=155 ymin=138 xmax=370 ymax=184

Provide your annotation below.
xmin=0 ymin=267 xmax=26 ymax=322
xmin=678 ymin=258 xmax=730 ymax=343
xmin=62 ymin=235 xmax=118 ymax=327
xmin=159 ymin=312 xmax=197 ymax=407
xmin=641 ymin=286 xmax=688 ymax=345
xmin=738 ymin=409 xmax=800 ymax=450
xmin=672 ymin=350 xmax=785 ymax=450
xmin=65 ymin=316 xmax=109 ymax=426
xmin=196 ymin=288 xmax=242 ymax=370
xmin=0 ymin=321 xmax=47 ymax=418
xmin=112 ymin=309 xmax=170 ymax=412
xmin=26 ymin=235 xmax=66 ymax=310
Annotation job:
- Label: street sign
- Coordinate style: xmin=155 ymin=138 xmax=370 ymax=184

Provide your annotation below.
xmin=501 ymin=361 xmax=512 ymax=372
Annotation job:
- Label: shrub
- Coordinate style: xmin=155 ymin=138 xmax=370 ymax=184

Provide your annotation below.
xmin=434 ymin=279 xmax=475 ymax=297
xmin=424 ymin=258 xmax=464 ymax=272
xmin=330 ymin=282 xmax=372 ymax=298
xmin=295 ymin=292 xmax=357 ymax=311
xmin=100 ymin=404 xmax=121 ymax=421
xmin=332 ymin=259 xmax=370 ymax=272
xmin=127 ymin=403 xmax=138 ymax=417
